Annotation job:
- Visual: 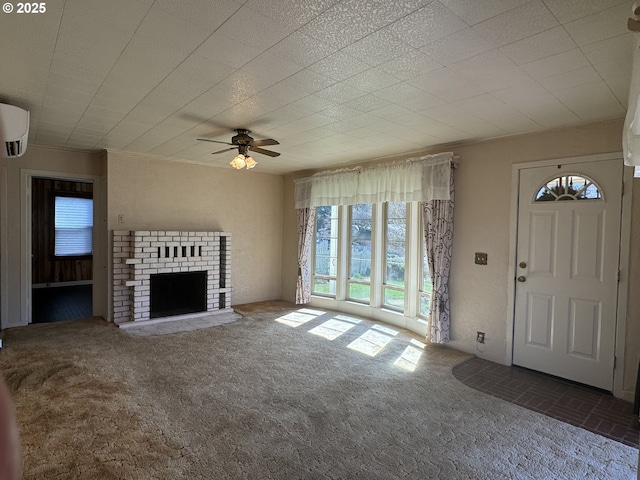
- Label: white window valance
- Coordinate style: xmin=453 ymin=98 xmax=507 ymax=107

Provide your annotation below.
xmin=294 ymin=152 xmax=454 ymax=209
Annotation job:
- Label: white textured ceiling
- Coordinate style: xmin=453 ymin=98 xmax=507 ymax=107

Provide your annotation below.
xmin=0 ymin=0 xmax=634 ymax=174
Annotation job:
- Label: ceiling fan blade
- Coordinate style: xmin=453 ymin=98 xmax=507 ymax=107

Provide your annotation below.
xmin=249 ymin=138 xmax=279 ymax=147
xmin=250 ymin=146 xmax=280 ymax=157
xmin=210 ymin=147 xmax=237 ymax=155
xmin=197 ymin=138 xmax=234 ymax=145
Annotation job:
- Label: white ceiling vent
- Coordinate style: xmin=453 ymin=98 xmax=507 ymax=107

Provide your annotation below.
xmin=0 ymin=103 xmax=29 ymax=158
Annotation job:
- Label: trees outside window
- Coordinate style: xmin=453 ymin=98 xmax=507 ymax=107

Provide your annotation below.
xmin=348 ymin=204 xmax=372 ymax=303
xmin=420 ymin=235 xmax=432 ymax=317
xmin=313 ymin=205 xmax=339 ymax=296
xmin=311 ymin=202 xmax=429 ymax=319
xmin=384 ymin=202 xmax=406 ymax=311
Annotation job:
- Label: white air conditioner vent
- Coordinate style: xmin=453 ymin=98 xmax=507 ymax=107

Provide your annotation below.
xmin=0 ymin=103 xmax=29 ymax=158
xmin=5 ymin=139 xmax=25 ymax=157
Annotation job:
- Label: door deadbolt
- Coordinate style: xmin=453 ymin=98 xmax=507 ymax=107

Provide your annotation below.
xmin=519 ymin=261 xmax=527 ymax=268
xmin=517 ymin=276 xmax=526 ymax=282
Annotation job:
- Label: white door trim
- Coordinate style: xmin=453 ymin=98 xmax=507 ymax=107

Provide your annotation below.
xmin=506 ymin=152 xmax=632 ymax=400
xmin=19 ymin=169 xmax=103 ymax=327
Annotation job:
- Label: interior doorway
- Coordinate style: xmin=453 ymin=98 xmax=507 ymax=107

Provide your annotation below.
xmin=30 ymin=176 xmax=94 ymax=323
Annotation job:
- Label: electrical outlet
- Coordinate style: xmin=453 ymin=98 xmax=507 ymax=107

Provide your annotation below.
xmin=476 ymin=331 xmax=485 ymax=344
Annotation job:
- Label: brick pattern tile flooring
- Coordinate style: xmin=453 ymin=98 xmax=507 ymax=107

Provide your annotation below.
xmin=452 ymin=357 xmax=639 ymax=448
xmin=32 ymin=285 xmax=92 ymax=323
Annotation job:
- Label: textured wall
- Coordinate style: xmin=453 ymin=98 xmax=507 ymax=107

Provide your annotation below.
xmin=448 ymin=120 xmax=625 ymax=358
xmin=281 ymin=118 xmax=638 ymax=399
xmin=106 ymin=152 xmax=284 ymax=307
xmin=0 ymin=145 xmax=106 ymax=328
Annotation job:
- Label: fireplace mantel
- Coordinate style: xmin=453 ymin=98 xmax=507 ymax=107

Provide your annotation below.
xmin=112 ymin=230 xmax=232 ymax=325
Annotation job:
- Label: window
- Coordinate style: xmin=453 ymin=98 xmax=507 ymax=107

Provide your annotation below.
xmin=54 ymin=195 xmax=93 ymax=256
xmin=419 ymin=233 xmax=432 ymax=318
xmin=348 ymin=204 xmax=372 ymax=303
xmin=534 ymin=174 xmax=601 ymax=202
xmin=310 ymin=201 xmax=428 ymax=321
xmin=383 ymin=202 xmax=406 ymax=311
xmin=313 ymin=205 xmax=339 ymax=296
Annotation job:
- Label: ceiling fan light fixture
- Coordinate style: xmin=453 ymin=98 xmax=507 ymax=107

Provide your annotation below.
xmin=244 ymin=156 xmax=257 ymax=169
xmin=230 ymin=154 xmax=246 ymax=169
xmin=198 ymin=128 xmax=280 ymax=169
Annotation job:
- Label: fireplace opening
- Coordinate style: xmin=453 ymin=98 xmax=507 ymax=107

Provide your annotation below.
xmin=150 ymin=271 xmax=207 ymax=319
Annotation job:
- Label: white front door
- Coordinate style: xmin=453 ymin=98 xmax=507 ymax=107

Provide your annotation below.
xmin=512 ymin=158 xmax=623 ymax=391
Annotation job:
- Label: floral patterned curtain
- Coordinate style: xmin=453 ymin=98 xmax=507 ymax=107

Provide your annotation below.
xmin=422 ymin=167 xmax=455 ymax=343
xmin=296 ymin=207 xmax=316 ymax=304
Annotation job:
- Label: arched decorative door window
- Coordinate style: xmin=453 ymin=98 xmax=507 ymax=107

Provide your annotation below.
xmin=533 ymin=173 xmax=603 ymax=202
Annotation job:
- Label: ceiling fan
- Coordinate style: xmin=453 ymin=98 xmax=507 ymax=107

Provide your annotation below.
xmin=197 ymin=129 xmax=280 ymax=169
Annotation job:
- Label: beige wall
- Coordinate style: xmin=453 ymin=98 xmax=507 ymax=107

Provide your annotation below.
xmin=106 ymin=151 xmax=284 ymax=307
xmin=448 ymin=119 xmax=637 ymax=399
xmin=281 ymin=118 xmax=639 ymax=399
xmin=0 ymin=145 xmax=106 ymax=328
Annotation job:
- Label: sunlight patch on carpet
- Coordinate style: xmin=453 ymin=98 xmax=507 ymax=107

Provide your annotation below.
xmin=297 ymin=308 xmax=325 ymax=316
xmin=275 ymin=311 xmax=317 ymax=327
xmin=347 ymin=328 xmax=396 ymax=357
xmin=394 ymin=344 xmax=424 ymax=372
xmin=307 ymin=315 xmax=360 ymax=340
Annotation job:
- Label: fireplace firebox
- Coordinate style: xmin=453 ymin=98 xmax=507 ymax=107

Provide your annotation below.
xmin=150 ymin=271 xmax=207 ymax=318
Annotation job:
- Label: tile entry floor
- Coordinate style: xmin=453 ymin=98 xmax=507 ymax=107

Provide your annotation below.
xmin=453 ymin=357 xmax=639 ymax=448
xmin=31 ymin=284 xmax=92 ymax=323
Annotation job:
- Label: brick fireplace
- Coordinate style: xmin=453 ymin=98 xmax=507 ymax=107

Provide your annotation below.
xmin=112 ymin=230 xmax=232 ymax=325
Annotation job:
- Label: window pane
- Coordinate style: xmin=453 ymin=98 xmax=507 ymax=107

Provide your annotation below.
xmin=350 ymin=204 xmax=372 ymax=282
xmin=314 ymin=278 xmax=336 ymax=296
xmin=422 ymin=240 xmax=432 ymax=292
xmin=385 ymin=202 xmax=406 ymax=288
xmin=384 ymin=288 xmax=404 ymax=309
xmin=314 ymin=206 xmax=339 ymax=295
xmin=534 ymin=174 xmax=602 ymax=202
xmin=420 ymin=229 xmax=432 ymax=318
xmin=349 ymin=282 xmax=370 ymax=302
xmin=55 ymin=196 xmax=93 ymax=256
xmin=419 ymin=294 xmax=430 ymax=316
xmin=314 ymin=206 xmax=338 ymax=276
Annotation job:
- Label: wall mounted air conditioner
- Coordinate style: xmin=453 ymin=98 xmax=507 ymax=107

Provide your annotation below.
xmin=0 ymin=103 xmax=29 ymax=158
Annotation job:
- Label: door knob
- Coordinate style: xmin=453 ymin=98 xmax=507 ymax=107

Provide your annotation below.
xmin=519 ymin=261 xmax=527 ymax=268
xmin=517 ymin=276 xmax=526 ymax=282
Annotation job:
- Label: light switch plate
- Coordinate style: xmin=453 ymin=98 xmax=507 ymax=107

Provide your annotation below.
xmin=475 ymin=252 xmax=488 ymax=265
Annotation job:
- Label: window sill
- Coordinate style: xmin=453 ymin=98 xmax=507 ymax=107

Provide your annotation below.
xmin=308 ymin=297 xmax=428 ymax=337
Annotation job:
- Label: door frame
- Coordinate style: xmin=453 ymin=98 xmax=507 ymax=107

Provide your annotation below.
xmin=506 ymin=152 xmax=633 ymax=400
xmin=19 ymin=169 xmax=106 ymax=326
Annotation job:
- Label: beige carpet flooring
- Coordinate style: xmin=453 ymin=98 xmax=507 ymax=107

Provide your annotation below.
xmin=0 ymin=302 xmax=636 ymax=479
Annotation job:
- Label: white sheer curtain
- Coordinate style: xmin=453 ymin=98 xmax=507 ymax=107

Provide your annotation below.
xmin=293 ymin=152 xmax=455 ymax=312
xmin=294 ymin=152 xmax=452 ymax=207
xmin=295 ymin=207 xmax=316 ymax=304
xmin=306 ymin=168 xmax=360 ymax=207
xmin=422 ymin=165 xmax=455 ymax=344
xmin=623 ymin=33 xmax=640 ymax=166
